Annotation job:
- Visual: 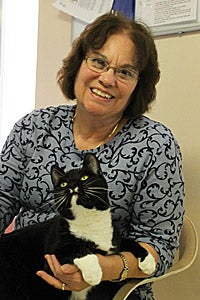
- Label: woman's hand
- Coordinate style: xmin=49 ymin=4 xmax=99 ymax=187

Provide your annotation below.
xmin=36 ymin=254 xmax=90 ymax=292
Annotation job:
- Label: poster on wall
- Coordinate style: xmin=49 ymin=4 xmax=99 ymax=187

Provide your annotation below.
xmin=135 ymin=0 xmax=200 ymax=36
xmin=52 ymin=0 xmax=135 ymax=22
xmin=52 ymin=0 xmax=114 ymax=23
xmin=53 ymin=0 xmax=200 ymax=36
xmin=136 ymin=0 xmax=198 ymax=27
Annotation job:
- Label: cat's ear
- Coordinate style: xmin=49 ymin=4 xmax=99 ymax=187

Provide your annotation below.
xmin=51 ymin=165 xmax=65 ymax=186
xmin=83 ymin=153 xmax=102 ymax=175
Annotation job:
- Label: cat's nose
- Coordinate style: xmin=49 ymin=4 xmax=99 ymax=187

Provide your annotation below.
xmin=69 ymin=187 xmax=79 ymax=194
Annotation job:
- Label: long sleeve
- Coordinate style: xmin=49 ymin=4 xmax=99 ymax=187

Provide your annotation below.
xmin=102 ymin=118 xmax=185 ymax=276
xmin=0 ymin=117 xmax=30 ymax=233
xmin=0 ymin=105 xmax=76 ymax=233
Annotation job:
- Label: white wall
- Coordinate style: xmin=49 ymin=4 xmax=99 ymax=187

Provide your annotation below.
xmin=0 ymin=0 xmax=39 ymax=149
xmin=35 ymin=0 xmax=71 ymax=108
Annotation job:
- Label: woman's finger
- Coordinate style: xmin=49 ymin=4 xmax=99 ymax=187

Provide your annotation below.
xmin=61 ymin=262 xmax=80 ymax=274
xmin=37 ymin=254 xmax=89 ymax=292
xmin=36 ymin=270 xmax=69 ymax=291
xmin=46 ymin=254 xmax=79 ymax=278
xmin=45 ymin=254 xmax=62 ymax=276
xmin=44 ymin=254 xmax=56 ymax=275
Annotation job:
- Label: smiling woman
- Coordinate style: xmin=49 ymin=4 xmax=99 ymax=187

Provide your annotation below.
xmin=72 ymin=32 xmax=138 ymax=139
xmin=0 ymin=0 xmax=38 ymax=149
xmin=0 ymin=12 xmax=184 ymax=300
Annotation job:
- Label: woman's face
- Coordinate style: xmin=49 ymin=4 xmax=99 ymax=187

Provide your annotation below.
xmin=74 ymin=33 xmax=139 ymax=119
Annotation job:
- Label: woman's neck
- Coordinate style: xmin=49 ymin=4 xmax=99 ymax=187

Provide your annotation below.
xmin=72 ymin=109 xmax=127 ymax=150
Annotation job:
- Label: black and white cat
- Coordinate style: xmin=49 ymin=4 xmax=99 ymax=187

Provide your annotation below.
xmin=0 ymin=153 xmax=156 ymax=300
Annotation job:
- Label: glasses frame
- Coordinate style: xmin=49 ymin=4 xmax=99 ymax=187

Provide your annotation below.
xmin=85 ymin=56 xmax=139 ymax=83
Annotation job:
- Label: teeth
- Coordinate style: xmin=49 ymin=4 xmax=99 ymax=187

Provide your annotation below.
xmin=91 ymin=88 xmax=112 ymax=99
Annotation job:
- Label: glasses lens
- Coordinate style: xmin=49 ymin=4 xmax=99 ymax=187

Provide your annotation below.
xmin=116 ymin=68 xmax=138 ymax=81
xmin=87 ymin=57 xmax=108 ymax=72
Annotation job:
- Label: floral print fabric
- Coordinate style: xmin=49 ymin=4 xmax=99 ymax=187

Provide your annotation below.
xmin=0 ymin=105 xmax=184 ymax=299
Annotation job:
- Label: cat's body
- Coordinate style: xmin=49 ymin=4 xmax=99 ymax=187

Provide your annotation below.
xmin=0 ymin=154 xmax=156 ymax=300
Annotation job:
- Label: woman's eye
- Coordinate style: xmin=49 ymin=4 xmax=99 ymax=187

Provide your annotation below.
xmin=81 ymin=175 xmax=89 ymax=181
xmin=118 ymin=68 xmax=133 ymax=78
xmin=117 ymin=68 xmax=138 ymax=80
xmin=60 ymin=182 xmax=68 ymax=188
xmin=92 ymin=58 xmax=107 ymax=69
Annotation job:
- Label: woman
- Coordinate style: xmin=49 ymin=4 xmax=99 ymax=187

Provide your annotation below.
xmin=0 ymin=13 xmax=184 ymax=300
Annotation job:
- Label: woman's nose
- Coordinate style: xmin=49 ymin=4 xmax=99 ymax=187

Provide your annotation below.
xmin=98 ymin=68 xmax=117 ymax=87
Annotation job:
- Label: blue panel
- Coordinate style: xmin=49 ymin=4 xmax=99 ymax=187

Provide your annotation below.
xmin=112 ymin=0 xmax=135 ymax=19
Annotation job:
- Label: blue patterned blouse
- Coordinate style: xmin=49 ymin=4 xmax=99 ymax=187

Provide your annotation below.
xmin=0 ymin=105 xmax=185 ymax=299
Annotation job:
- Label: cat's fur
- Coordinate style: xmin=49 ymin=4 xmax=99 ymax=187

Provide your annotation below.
xmin=0 ymin=153 xmax=156 ymax=300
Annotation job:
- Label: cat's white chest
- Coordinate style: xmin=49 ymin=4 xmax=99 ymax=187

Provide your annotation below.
xmin=67 ymin=196 xmax=114 ymax=252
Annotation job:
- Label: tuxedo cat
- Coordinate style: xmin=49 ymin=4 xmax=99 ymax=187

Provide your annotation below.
xmin=0 ymin=153 xmax=156 ymax=300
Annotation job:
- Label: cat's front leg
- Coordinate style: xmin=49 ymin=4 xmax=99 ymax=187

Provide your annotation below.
xmin=74 ymin=254 xmax=102 ymax=285
xmin=138 ymin=252 xmax=156 ymax=275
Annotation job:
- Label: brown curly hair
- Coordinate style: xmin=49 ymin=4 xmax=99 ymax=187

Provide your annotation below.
xmin=57 ymin=13 xmax=160 ymax=118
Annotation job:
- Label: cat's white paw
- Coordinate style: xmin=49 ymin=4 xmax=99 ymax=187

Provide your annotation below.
xmin=138 ymin=252 xmax=156 ymax=275
xmin=74 ymin=254 xmax=102 ymax=285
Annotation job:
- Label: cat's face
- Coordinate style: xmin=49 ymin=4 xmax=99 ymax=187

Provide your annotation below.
xmin=51 ymin=154 xmax=109 ymax=218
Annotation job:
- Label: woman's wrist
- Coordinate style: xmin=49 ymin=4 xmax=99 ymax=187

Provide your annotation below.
xmin=111 ymin=253 xmax=129 ymax=281
xmin=97 ymin=246 xmax=158 ymax=282
xmin=96 ymin=253 xmax=126 ymax=281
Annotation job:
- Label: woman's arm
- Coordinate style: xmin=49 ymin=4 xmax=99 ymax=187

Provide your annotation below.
xmin=0 ymin=124 xmax=25 ymax=233
xmin=36 ymin=243 xmax=158 ymax=291
xmin=98 ymin=243 xmax=158 ymax=281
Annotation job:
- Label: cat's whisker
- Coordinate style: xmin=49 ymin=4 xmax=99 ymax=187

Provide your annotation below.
xmin=83 ymin=179 xmax=109 ymax=191
xmin=85 ymin=186 xmax=107 ymax=195
xmin=53 ymin=191 xmax=66 ymax=197
xmin=55 ymin=196 xmax=68 ymax=207
xmin=84 ymin=190 xmax=109 ymax=206
xmin=86 ymin=186 xmax=108 ymax=192
xmin=53 ymin=194 xmax=67 ymax=202
xmin=83 ymin=178 xmax=100 ymax=187
xmin=51 ymin=195 xmax=69 ymax=211
xmin=50 ymin=196 xmax=64 ymax=204
xmin=39 ymin=198 xmax=56 ymax=210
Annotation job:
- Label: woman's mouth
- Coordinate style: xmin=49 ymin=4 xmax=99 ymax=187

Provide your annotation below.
xmin=90 ymin=88 xmax=113 ymax=100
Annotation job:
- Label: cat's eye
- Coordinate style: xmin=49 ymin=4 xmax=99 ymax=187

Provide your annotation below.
xmin=60 ymin=182 xmax=68 ymax=188
xmin=81 ymin=175 xmax=89 ymax=181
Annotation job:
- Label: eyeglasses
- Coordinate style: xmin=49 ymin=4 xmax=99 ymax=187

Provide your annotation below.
xmin=85 ymin=56 xmax=139 ymax=82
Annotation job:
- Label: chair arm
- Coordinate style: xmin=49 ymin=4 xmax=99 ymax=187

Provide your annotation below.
xmin=113 ymin=215 xmax=198 ymax=300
